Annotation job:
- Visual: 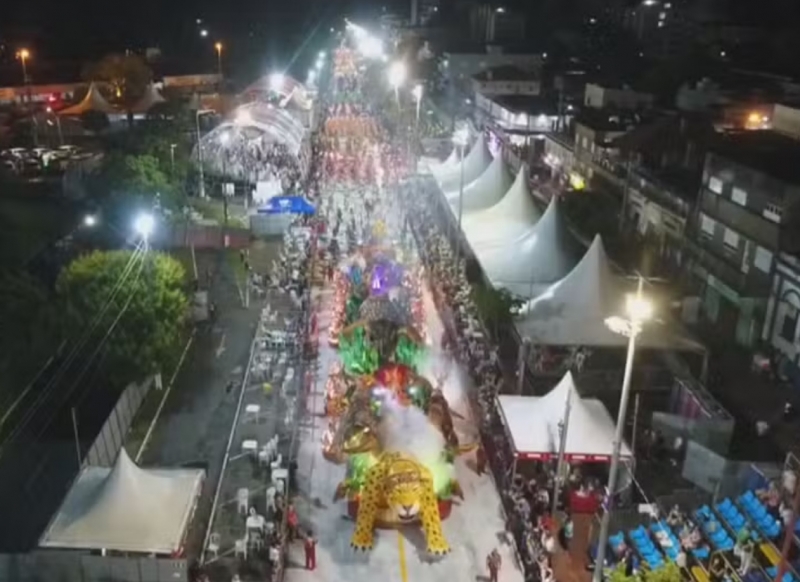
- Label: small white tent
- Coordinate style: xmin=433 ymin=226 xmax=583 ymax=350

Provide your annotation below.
xmin=446 ymin=153 xmax=513 ymax=212
xmin=515 ymin=235 xmax=704 ymax=351
xmin=462 ymin=165 xmax=542 ymax=248
xmin=58 ymin=83 xmax=119 ymax=116
xmin=40 ymin=449 xmax=204 ymax=554
xmin=496 ymin=371 xmax=631 ymax=461
xmin=476 ymin=196 xmax=582 ymax=298
xmin=131 ymin=83 xmax=166 ymax=114
xmin=436 ymin=134 xmax=492 ymax=193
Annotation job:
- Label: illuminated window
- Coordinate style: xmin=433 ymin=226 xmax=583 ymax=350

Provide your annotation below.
xmin=723 ymin=227 xmax=740 ymax=250
xmin=700 ymin=213 xmax=715 ymax=236
xmin=754 ymin=246 xmax=772 ymax=273
xmin=764 ymin=203 xmax=783 ymax=223
xmin=708 ymin=176 xmax=723 ymax=194
xmin=731 ymin=187 xmax=747 ymax=206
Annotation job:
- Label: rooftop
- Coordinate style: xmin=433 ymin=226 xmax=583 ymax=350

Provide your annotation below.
xmin=710 ymin=130 xmax=800 ymax=186
xmin=489 ymin=94 xmax=559 ymax=116
xmin=575 ymin=108 xmax=650 ymax=133
xmin=473 ymin=65 xmax=538 ymax=82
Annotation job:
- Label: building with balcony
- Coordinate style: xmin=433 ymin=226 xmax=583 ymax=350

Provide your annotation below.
xmin=472 ymin=66 xmax=540 ymax=97
xmin=572 ymin=108 xmax=647 ymax=182
xmin=584 ymin=83 xmax=654 ymax=111
xmin=763 ymin=252 xmax=800 ymax=364
xmin=475 ymin=93 xmax=563 ymax=144
xmin=687 ymin=130 xmax=800 ymax=346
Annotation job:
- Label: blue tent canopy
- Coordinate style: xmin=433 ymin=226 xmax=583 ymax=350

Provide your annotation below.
xmin=257 ymin=195 xmax=315 ymax=215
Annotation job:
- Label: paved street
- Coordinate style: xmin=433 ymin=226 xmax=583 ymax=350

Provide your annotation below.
xmin=131 ymin=244 xmax=280 ymax=558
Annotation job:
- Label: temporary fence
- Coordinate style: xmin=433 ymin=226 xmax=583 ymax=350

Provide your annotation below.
xmin=0 ymin=551 xmax=187 ymax=582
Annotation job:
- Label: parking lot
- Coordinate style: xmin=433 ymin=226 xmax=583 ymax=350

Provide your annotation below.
xmin=1 ymin=144 xmax=97 ymax=179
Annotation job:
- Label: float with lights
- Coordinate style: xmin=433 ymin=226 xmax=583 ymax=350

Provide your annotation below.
xmin=321 ymin=235 xmax=471 ymax=555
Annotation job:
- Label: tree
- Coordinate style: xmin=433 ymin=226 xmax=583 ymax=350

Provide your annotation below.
xmin=56 ymin=251 xmax=189 ymax=384
xmin=83 ymin=53 xmax=152 ymax=124
xmin=470 ymin=284 xmax=524 ymax=337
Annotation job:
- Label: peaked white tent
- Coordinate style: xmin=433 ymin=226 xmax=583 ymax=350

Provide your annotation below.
xmin=477 ymin=196 xmax=582 ymax=298
xmin=131 ymin=83 xmax=166 ymax=114
xmin=436 ymin=134 xmax=492 ymax=193
xmin=40 ymin=449 xmax=204 ymax=554
xmin=497 ymin=371 xmax=631 ymax=461
xmin=515 ymin=235 xmax=704 ymax=351
xmin=58 ymin=83 xmax=119 ymax=116
xmin=462 ymin=165 xmax=542 ymax=248
xmin=446 ymin=153 xmax=513 ymax=212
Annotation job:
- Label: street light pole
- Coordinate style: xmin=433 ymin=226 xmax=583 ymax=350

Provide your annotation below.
xmin=594 ymin=279 xmax=651 ymax=582
xmin=215 ymin=43 xmax=223 ymax=78
xmin=195 ymin=109 xmax=214 ymax=198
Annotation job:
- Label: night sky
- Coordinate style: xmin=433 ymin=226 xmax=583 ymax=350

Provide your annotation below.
xmin=0 ymin=0 xmax=385 ymax=84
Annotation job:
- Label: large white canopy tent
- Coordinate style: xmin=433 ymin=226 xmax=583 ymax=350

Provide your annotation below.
xmin=445 ymin=153 xmax=513 ymax=212
xmin=435 ymin=134 xmax=492 ymax=192
xmin=58 ymin=83 xmax=119 ymax=116
xmin=515 ymin=235 xmax=704 ymax=351
xmin=461 ymin=165 xmax=542 ymax=247
xmin=130 ymin=83 xmax=166 ymax=114
xmin=476 ymin=196 xmax=582 ymax=298
xmin=40 ymin=449 xmax=204 ymax=554
xmin=497 ymin=371 xmax=631 ymax=461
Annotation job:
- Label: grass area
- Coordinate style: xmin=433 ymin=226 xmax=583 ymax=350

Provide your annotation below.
xmin=0 ymin=191 xmax=79 ymax=268
xmin=190 ymin=197 xmax=249 ymax=227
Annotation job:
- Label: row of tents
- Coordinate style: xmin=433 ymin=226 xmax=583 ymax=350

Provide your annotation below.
xmin=429 ymin=135 xmax=702 ymax=353
xmin=57 ymin=82 xmax=166 ymax=116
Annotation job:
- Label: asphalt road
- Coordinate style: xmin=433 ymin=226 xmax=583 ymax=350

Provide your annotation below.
xmin=135 ymin=243 xmax=282 ymax=558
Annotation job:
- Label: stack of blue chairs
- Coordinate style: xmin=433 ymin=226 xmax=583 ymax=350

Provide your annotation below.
xmin=766 ymin=566 xmax=798 ymax=582
xmin=716 ymin=498 xmax=760 ymax=542
xmin=630 ymin=525 xmax=665 ymax=569
xmin=738 ymin=491 xmax=781 ymax=539
xmin=695 ymin=505 xmax=735 ymax=551
xmin=608 ymin=531 xmax=627 ymax=559
xmin=651 ymin=521 xmax=680 ymax=560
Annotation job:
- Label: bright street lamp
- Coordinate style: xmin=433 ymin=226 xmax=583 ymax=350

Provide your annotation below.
xmin=358 ymin=35 xmax=383 ymax=59
xmin=219 ymin=131 xmax=231 ymax=145
xmin=83 ymin=214 xmax=97 ymax=227
xmin=200 ymin=29 xmax=209 ymax=37
xmin=16 ymin=49 xmax=31 ymax=85
xmin=214 ymin=42 xmax=223 ymax=77
xmin=594 ymin=279 xmax=652 ymax=582
xmin=319 ymin=50 xmax=326 ymax=58
xmin=388 ymin=61 xmax=407 ymax=104
xmin=269 ymin=72 xmax=285 ymax=92
xmin=134 ymin=213 xmax=155 ymax=241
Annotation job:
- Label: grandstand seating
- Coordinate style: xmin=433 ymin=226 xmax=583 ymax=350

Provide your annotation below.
xmin=695 ymin=506 xmax=735 ymax=551
xmin=716 ymin=498 xmax=762 ymax=542
xmin=738 ymin=491 xmax=781 ymax=540
xmin=651 ymin=521 xmax=680 ymax=560
xmin=629 ymin=525 xmax=666 ymax=569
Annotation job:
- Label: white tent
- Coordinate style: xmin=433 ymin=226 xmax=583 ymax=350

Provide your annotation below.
xmin=131 ymin=83 xmax=166 ymax=114
xmin=40 ymin=449 xmax=204 ymax=554
xmin=58 ymin=83 xmax=119 ymax=116
xmin=496 ymin=371 xmax=631 ymax=461
xmin=515 ymin=235 xmax=704 ymax=351
xmin=476 ymin=196 xmax=582 ymax=298
xmin=436 ymin=134 xmax=492 ymax=192
xmin=429 ymin=148 xmax=460 ymax=174
xmin=446 ymin=153 xmax=513 ymax=213
xmin=462 ymin=165 xmax=542 ymax=248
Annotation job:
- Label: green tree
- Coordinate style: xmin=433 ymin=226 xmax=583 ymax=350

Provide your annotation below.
xmin=56 ymin=251 xmax=189 ymax=384
xmin=471 ymin=284 xmax=524 ymax=336
xmin=83 ymin=53 xmax=153 ymax=125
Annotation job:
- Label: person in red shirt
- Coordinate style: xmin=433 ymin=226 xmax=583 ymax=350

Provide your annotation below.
xmin=287 ymin=503 xmax=299 ymax=542
xmin=304 ymin=530 xmax=317 ymax=571
xmin=487 ymin=548 xmax=502 ymax=582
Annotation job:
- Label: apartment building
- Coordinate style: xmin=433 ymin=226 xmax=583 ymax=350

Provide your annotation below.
xmin=687 ymin=130 xmax=800 ymax=346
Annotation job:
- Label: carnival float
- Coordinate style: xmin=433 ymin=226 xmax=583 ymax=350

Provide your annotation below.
xmin=321 ymin=227 xmax=470 ymax=555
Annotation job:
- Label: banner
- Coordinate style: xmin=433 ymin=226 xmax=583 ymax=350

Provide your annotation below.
xmin=256 ymin=195 xmax=315 ymax=215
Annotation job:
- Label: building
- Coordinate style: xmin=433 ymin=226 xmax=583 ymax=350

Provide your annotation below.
xmin=476 ymin=94 xmax=562 ymax=139
xmin=686 ymin=130 xmax=800 ymax=346
xmin=572 ymin=108 xmax=647 ymax=182
xmin=472 ymin=66 xmax=540 ymax=97
xmin=772 ymin=104 xmax=800 ymax=140
xmin=440 ymin=46 xmax=543 ymax=94
xmin=584 ymin=82 xmax=653 ymax=110
xmin=763 ymin=252 xmax=800 ymax=364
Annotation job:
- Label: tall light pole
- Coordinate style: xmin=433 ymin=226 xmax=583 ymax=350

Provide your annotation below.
xmin=388 ymin=61 xmax=407 ymax=106
xmin=195 ymin=109 xmax=215 ymax=198
xmin=593 ymin=279 xmax=652 ymax=582
xmin=453 ymin=126 xmax=469 ymax=268
xmin=214 ymin=42 xmax=223 ymax=78
xmin=16 ymin=49 xmax=30 ymax=87
xmin=45 ymin=106 xmax=63 ymax=146
xmin=412 ymin=84 xmax=423 ymax=131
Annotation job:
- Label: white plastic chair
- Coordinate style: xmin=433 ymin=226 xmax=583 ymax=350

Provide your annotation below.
xmin=237 ymin=488 xmax=250 ymax=515
xmin=234 ymin=538 xmax=247 ymax=560
xmin=207 ymin=532 xmax=221 ymax=559
xmin=266 ymin=485 xmax=277 ymax=512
